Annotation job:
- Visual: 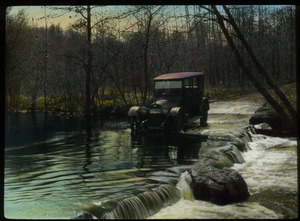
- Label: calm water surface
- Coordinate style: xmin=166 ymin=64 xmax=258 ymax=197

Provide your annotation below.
xmin=4 ymin=112 xmax=203 ymax=219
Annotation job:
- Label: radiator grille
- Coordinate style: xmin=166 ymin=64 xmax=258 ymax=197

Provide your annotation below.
xmin=148 ymin=114 xmax=165 ymax=127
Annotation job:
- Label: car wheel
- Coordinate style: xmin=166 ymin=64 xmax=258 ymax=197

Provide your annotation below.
xmin=130 ymin=117 xmax=143 ymax=144
xmin=130 ymin=117 xmax=139 ymax=130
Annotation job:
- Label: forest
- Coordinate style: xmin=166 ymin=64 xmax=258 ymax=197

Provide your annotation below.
xmin=5 ymin=5 xmax=296 ymax=118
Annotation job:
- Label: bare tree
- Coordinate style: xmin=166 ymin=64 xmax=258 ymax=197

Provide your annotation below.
xmin=132 ymin=6 xmax=164 ymax=105
xmin=222 ymin=5 xmax=297 ymax=122
xmin=210 ymin=5 xmax=297 ymax=133
xmin=5 ymin=9 xmax=34 ymax=111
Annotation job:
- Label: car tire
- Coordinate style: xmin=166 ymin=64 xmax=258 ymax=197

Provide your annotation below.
xmin=200 ymin=97 xmax=209 ymax=126
xmin=130 ymin=117 xmax=141 ymax=143
xmin=130 ymin=117 xmax=139 ymax=131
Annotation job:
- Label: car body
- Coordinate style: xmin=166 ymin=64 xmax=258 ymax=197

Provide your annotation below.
xmin=128 ymin=72 xmax=209 ymax=135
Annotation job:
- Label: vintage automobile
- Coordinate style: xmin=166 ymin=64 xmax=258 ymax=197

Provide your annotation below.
xmin=128 ymin=72 xmax=209 ymax=135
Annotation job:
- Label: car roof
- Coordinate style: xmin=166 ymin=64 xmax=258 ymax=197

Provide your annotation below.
xmin=154 ymin=72 xmax=204 ymax=80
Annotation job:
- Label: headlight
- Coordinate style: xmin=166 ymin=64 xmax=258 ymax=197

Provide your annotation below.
xmin=161 ymin=107 xmax=169 ymax=115
xmin=140 ymin=107 xmax=147 ymax=115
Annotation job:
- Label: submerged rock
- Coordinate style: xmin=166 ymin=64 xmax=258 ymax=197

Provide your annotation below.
xmin=73 ymin=212 xmax=94 ymax=219
xmin=189 ymin=163 xmax=250 ymax=205
xmin=197 ymin=144 xmax=245 ymax=169
xmin=185 ymin=127 xmax=252 ymax=205
xmin=254 ymin=123 xmax=272 ymax=130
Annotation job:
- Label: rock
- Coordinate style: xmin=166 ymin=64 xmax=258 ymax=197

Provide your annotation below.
xmin=73 ymin=212 xmax=94 ymax=219
xmin=197 ymin=149 xmax=234 ymax=169
xmin=197 ymin=145 xmax=244 ymax=169
xmin=219 ymin=145 xmax=245 ymax=164
xmin=231 ymin=137 xmax=251 ymax=152
xmin=249 ymin=107 xmax=296 ymax=136
xmin=254 ymin=123 xmax=272 ymax=130
xmin=189 ymin=162 xmax=250 ymax=205
xmin=249 ymin=107 xmax=283 ymax=130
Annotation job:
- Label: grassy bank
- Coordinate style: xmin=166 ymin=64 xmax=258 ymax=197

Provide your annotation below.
xmin=6 ymin=83 xmax=296 ymax=117
xmin=204 ymin=88 xmax=252 ymax=101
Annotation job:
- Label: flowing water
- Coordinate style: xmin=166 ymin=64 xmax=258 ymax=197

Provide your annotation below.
xmin=4 ymin=101 xmax=298 ymax=219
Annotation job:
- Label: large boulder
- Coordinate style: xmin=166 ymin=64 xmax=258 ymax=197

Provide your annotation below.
xmin=189 ymin=162 xmax=250 ymax=205
xmin=249 ymin=107 xmax=296 ymax=136
xmin=249 ymin=107 xmax=283 ymax=130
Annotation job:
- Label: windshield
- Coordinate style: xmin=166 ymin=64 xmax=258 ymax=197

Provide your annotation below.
xmin=155 ymin=80 xmax=182 ymax=96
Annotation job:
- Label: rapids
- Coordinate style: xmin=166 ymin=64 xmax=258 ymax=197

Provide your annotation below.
xmin=150 ymin=101 xmax=298 ymax=219
xmin=149 ymin=133 xmax=297 ymax=219
xmin=4 ymin=101 xmax=298 ymax=219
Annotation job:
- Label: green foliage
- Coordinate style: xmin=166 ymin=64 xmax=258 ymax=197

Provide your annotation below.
xmin=36 ymin=97 xmax=45 ymax=111
xmin=48 ymin=94 xmax=84 ymax=114
xmin=282 ymin=86 xmax=297 ymax=110
xmin=18 ymin=95 xmax=31 ymax=110
xmin=263 ymin=84 xmax=297 ymax=114
xmin=205 ymin=88 xmax=251 ymax=101
xmin=11 ymin=83 xmax=295 ymax=116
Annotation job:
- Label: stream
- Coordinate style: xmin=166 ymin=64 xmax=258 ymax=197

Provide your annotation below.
xmin=4 ymin=101 xmax=298 ymax=219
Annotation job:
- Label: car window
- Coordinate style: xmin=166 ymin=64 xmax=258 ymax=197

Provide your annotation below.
xmin=155 ymin=80 xmax=182 ymax=96
xmin=193 ymin=77 xmax=198 ymax=89
xmin=155 ymin=81 xmax=182 ymax=89
xmin=184 ymin=78 xmax=197 ymax=95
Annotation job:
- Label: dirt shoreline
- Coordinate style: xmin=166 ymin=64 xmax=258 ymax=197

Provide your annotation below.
xmin=235 ymin=82 xmax=296 ymax=105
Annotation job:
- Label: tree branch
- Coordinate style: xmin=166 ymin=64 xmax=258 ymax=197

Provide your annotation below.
xmin=75 ymin=6 xmax=88 ymax=20
xmin=222 ymin=4 xmax=297 ymax=123
xmin=211 ymin=5 xmax=295 ymax=131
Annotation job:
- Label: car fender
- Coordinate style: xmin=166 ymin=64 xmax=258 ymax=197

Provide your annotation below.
xmin=169 ymin=107 xmax=183 ymax=117
xmin=201 ymin=97 xmax=210 ymax=111
xmin=128 ymin=106 xmax=141 ymax=117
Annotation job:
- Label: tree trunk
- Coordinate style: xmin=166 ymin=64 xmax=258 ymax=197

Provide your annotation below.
xmin=227 ymin=60 xmax=231 ymax=88
xmin=5 ymin=87 xmax=9 ymax=113
xmin=276 ymin=41 xmax=280 ymax=82
xmin=211 ymin=5 xmax=296 ymax=132
xmin=110 ymin=74 xmax=128 ymax=106
xmin=142 ymin=12 xmax=152 ymax=106
xmin=85 ymin=5 xmax=92 ymax=117
xmin=44 ymin=6 xmax=48 ymax=113
xmin=289 ymin=7 xmax=294 ymax=81
xmin=209 ymin=53 xmax=213 ymax=86
xmin=222 ymin=5 xmax=297 ymax=125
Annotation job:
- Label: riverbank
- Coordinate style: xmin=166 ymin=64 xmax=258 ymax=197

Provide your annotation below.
xmin=6 ymin=82 xmax=296 ymax=120
xmin=235 ymin=82 xmax=296 ymax=105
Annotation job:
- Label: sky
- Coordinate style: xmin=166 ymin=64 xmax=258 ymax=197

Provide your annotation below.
xmin=7 ymin=5 xmax=192 ymax=38
xmin=8 ymin=5 xmax=130 ymax=30
xmin=7 ymin=5 xmax=289 ymax=31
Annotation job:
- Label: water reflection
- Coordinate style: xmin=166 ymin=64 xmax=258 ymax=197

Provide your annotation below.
xmin=83 ymin=116 xmax=92 ymax=174
xmin=134 ymin=132 xmax=207 ymax=169
xmin=4 ymin=113 xmax=206 ymax=219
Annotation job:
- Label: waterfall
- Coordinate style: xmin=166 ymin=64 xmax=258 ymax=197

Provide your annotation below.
xmin=222 ymin=145 xmax=245 ymax=164
xmin=78 ymin=113 xmax=258 ymax=219
xmin=176 ymin=171 xmax=195 ymax=201
xmin=82 ymin=184 xmax=180 ymax=219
